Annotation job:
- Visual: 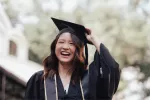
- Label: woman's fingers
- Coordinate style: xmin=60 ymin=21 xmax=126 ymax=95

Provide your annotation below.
xmin=85 ymin=28 xmax=91 ymax=35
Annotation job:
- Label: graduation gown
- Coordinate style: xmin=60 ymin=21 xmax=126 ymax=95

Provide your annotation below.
xmin=24 ymin=43 xmax=120 ymax=100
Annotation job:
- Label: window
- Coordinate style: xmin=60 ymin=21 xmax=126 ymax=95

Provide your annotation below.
xmin=9 ymin=40 xmax=17 ymax=56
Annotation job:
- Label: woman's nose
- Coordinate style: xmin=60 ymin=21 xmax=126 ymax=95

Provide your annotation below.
xmin=62 ymin=43 xmax=70 ymax=49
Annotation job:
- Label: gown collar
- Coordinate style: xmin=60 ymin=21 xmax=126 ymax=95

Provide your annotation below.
xmin=44 ymin=71 xmax=88 ymax=100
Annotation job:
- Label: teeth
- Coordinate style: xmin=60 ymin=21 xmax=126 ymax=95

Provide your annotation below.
xmin=62 ymin=53 xmax=69 ymax=54
xmin=61 ymin=52 xmax=70 ymax=54
xmin=61 ymin=52 xmax=70 ymax=56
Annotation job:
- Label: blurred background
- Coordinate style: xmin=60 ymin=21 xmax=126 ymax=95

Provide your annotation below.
xmin=0 ymin=0 xmax=150 ymax=100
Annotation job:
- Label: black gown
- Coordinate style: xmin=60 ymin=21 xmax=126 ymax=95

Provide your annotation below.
xmin=24 ymin=43 xmax=121 ymax=100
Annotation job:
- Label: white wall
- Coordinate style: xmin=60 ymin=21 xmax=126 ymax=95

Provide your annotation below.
xmin=0 ymin=3 xmax=29 ymax=61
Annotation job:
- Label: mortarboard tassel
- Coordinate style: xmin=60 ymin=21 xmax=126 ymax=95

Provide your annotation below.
xmin=84 ymin=42 xmax=88 ymax=66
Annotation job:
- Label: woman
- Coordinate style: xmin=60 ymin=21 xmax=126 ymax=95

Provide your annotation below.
xmin=24 ymin=18 xmax=120 ymax=100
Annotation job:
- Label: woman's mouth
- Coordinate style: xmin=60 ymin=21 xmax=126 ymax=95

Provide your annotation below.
xmin=60 ymin=52 xmax=71 ymax=57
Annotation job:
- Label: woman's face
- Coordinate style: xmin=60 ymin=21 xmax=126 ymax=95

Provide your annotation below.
xmin=55 ymin=32 xmax=76 ymax=64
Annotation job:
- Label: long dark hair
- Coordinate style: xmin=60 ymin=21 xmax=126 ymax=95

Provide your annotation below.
xmin=43 ymin=28 xmax=87 ymax=83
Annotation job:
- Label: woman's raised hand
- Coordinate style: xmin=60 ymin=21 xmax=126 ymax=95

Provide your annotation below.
xmin=85 ymin=28 xmax=101 ymax=53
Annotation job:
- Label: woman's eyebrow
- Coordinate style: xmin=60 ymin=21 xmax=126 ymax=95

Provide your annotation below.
xmin=58 ymin=39 xmax=65 ymax=41
xmin=58 ymin=39 xmax=73 ymax=42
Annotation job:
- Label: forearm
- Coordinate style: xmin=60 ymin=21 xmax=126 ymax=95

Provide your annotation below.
xmin=90 ymin=36 xmax=102 ymax=54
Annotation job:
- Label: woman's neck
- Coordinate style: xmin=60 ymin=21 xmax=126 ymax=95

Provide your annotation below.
xmin=58 ymin=62 xmax=73 ymax=77
xmin=58 ymin=62 xmax=73 ymax=89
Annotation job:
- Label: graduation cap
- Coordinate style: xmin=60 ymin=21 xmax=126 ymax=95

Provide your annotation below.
xmin=51 ymin=17 xmax=92 ymax=65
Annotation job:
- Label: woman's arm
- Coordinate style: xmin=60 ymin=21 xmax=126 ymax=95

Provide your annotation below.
xmin=85 ymin=29 xmax=101 ymax=54
xmin=24 ymin=71 xmax=43 ymax=100
xmin=86 ymin=28 xmax=121 ymax=99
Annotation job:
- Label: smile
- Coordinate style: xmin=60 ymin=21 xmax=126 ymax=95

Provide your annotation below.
xmin=60 ymin=51 xmax=71 ymax=56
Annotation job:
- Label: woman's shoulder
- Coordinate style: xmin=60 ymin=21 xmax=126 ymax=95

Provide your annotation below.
xmin=25 ymin=70 xmax=44 ymax=99
xmin=32 ymin=70 xmax=44 ymax=78
xmin=82 ymin=69 xmax=88 ymax=77
xmin=27 ymin=70 xmax=44 ymax=83
xmin=34 ymin=70 xmax=44 ymax=76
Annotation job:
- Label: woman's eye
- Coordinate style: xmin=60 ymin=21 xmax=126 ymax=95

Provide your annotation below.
xmin=58 ymin=41 xmax=64 ymax=43
xmin=70 ymin=42 xmax=74 ymax=45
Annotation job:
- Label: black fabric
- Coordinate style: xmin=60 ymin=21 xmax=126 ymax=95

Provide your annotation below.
xmin=24 ymin=43 xmax=121 ymax=100
xmin=89 ymin=43 xmax=121 ymax=100
xmin=51 ymin=17 xmax=92 ymax=44
xmin=24 ymin=71 xmax=45 ymax=100
xmin=84 ymin=42 xmax=88 ymax=65
xmin=56 ymin=74 xmax=83 ymax=100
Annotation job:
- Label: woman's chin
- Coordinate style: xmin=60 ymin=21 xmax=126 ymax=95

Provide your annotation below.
xmin=59 ymin=59 xmax=73 ymax=64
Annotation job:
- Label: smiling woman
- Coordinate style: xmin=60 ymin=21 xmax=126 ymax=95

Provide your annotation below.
xmin=24 ymin=17 xmax=121 ymax=100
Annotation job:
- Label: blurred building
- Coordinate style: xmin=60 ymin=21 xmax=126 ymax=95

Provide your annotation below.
xmin=0 ymin=3 xmax=42 ymax=100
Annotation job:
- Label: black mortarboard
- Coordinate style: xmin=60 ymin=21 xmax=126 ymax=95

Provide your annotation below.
xmin=51 ymin=17 xmax=92 ymax=65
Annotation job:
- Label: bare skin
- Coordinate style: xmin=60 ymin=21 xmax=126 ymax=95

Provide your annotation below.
xmin=58 ymin=62 xmax=72 ymax=89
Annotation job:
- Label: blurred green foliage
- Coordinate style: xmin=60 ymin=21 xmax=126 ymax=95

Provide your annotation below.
xmin=1 ymin=0 xmax=150 ymax=72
